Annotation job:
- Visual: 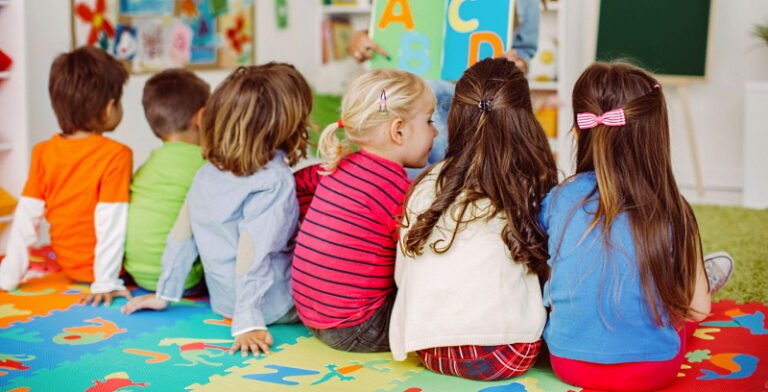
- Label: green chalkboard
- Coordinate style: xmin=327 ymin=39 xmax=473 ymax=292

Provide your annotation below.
xmin=595 ymin=0 xmax=713 ymax=80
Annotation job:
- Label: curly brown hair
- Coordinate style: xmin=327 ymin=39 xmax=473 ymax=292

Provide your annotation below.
xmin=401 ymin=58 xmax=558 ymax=280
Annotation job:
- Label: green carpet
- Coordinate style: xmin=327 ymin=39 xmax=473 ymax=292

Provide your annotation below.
xmin=694 ymin=205 xmax=768 ymax=304
xmin=309 ymin=94 xmax=342 ymax=153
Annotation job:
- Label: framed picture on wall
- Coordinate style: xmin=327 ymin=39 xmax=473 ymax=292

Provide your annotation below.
xmin=71 ymin=0 xmax=255 ymax=73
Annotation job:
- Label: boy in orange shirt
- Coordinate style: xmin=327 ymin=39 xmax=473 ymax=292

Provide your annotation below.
xmin=0 ymin=46 xmax=133 ymax=306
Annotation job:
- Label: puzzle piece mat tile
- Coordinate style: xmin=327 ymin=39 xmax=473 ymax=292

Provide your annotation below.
xmin=1 ymin=273 xmax=766 ymax=392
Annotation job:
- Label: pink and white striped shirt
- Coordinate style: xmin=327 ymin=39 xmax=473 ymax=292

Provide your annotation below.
xmin=291 ymin=151 xmax=410 ymax=329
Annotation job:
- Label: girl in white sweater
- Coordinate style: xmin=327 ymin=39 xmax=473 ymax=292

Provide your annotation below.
xmin=390 ymin=58 xmax=558 ymax=381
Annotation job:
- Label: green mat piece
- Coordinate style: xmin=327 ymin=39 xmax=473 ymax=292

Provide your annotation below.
xmin=694 ymin=205 xmax=768 ymax=304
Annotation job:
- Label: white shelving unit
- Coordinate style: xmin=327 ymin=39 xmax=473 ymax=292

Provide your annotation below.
xmin=527 ymin=0 xmax=574 ymax=177
xmin=0 ymin=0 xmax=29 ymax=253
xmin=316 ymin=1 xmax=372 ymax=65
xmin=322 ymin=4 xmax=371 ymax=15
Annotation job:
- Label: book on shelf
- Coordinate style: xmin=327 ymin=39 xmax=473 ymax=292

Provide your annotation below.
xmin=322 ymin=16 xmax=353 ymax=63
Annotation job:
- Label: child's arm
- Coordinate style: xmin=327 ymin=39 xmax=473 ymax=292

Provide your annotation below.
xmin=688 ymin=257 xmax=712 ymax=321
xmin=0 ymin=197 xmax=45 ymax=291
xmin=123 ymin=201 xmax=200 ymax=315
xmin=229 ymin=179 xmax=298 ymax=356
xmin=80 ymin=148 xmax=133 ymax=306
xmin=1 ymin=145 xmax=46 ymax=291
xmin=294 ymin=164 xmax=321 ymax=223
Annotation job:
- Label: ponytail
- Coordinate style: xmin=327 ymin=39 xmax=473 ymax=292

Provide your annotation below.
xmin=318 ymin=121 xmax=352 ymax=173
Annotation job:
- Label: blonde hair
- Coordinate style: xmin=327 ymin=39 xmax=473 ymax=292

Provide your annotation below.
xmin=318 ymin=69 xmax=435 ymax=172
xmin=201 ymin=63 xmax=312 ymax=176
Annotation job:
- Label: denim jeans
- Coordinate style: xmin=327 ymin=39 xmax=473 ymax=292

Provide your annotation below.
xmin=407 ymin=79 xmax=455 ymax=179
xmin=307 ymin=291 xmax=396 ymax=353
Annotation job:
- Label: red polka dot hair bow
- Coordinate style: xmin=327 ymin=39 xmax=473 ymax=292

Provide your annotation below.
xmin=576 ymin=108 xmax=626 ymax=130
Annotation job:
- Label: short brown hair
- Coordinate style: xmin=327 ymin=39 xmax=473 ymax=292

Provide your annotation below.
xmin=201 ymin=63 xmax=312 ymax=176
xmin=142 ymin=69 xmax=210 ymax=139
xmin=48 ymin=46 xmax=129 ymax=134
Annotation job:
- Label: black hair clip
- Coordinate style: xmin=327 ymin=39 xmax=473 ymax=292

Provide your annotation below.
xmin=477 ymin=100 xmax=492 ymax=112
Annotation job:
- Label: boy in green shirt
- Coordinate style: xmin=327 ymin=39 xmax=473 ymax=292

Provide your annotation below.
xmin=124 ymin=69 xmax=210 ymax=293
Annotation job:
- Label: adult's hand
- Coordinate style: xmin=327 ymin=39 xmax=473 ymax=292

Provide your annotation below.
xmin=500 ymin=49 xmax=528 ymax=73
xmin=348 ymin=30 xmax=390 ymax=63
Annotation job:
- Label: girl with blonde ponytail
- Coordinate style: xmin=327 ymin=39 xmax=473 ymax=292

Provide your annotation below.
xmin=291 ymin=69 xmax=436 ymax=352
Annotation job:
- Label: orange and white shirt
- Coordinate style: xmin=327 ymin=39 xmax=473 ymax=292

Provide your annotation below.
xmin=0 ymin=134 xmax=132 ymax=293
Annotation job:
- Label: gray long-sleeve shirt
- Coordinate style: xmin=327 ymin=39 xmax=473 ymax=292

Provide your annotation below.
xmin=156 ymin=151 xmax=297 ymax=336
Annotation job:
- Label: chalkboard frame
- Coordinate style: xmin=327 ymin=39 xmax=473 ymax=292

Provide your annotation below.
xmin=591 ymin=0 xmax=717 ymax=84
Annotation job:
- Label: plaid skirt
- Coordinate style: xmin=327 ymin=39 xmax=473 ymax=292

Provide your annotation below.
xmin=417 ymin=340 xmax=542 ymax=381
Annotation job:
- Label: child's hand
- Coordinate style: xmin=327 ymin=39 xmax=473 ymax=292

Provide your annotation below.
xmin=78 ymin=289 xmax=133 ymax=307
xmin=230 ymin=329 xmax=274 ymax=357
xmin=120 ymin=293 xmax=169 ymax=314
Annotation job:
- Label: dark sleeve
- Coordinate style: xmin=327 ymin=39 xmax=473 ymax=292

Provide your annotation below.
xmin=294 ymin=164 xmax=322 ymax=223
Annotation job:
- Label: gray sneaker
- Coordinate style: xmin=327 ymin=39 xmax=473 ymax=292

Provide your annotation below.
xmin=703 ymin=251 xmax=734 ymax=293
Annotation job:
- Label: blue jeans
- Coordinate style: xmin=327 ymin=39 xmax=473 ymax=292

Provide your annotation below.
xmin=307 ymin=291 xmax=396 ymax=353
xmin=407 ymin=79 xmax=455 ymax=179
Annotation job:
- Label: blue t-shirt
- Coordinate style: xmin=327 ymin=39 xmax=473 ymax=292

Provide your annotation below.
xmin=539 ymin=172 xmax=680 ymax=364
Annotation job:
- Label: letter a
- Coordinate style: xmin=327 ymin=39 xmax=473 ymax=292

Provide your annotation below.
xmin=377 ymin=0 xmax=415 ymax=31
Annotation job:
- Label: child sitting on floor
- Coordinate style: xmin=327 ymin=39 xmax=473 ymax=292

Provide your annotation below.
xmin=391 ymin=58 xmax=557 ymax=380
xmin=540 ymin=62 xmax=735 ymax=391
xmin=122 ymin=63 xmax=312 ymax=357
xmin=291 ymin=69 xmax=436 ymax=352
xmin=124 ymin=68 xmax=210 ymax=295
xmin=0 ymin=46 xmax=132 ymax=307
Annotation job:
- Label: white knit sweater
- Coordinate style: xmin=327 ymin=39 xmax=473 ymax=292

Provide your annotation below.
xmin=389 ymin=163 xmax=546 ymax=361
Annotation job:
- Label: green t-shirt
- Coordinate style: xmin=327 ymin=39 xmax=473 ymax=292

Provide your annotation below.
xmin=125 ymin=142 xmax=206 ymax=290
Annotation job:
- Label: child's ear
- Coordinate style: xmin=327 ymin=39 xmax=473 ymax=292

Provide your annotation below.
xmin=388 ymin=117 xmax=405 ymax=146
xmin=192 ymin=108 xmax=205 ymax=130
xmin=102 ymin=98 xmax=116 ymax=120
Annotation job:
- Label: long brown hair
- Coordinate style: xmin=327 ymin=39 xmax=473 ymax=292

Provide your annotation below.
xmin=571 ymin=62 xmax=702 ymax=325
xmin=201 ymin=63 xmax=311 ymax=176
xmin=401 ymin=58 xmax=557 ymax=279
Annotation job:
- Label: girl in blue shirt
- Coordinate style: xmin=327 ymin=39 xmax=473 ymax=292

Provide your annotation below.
xmin=539 ymin=62 xmax=734 ymax=391
xmin=122 ymin=63 xmax=313 ymax=357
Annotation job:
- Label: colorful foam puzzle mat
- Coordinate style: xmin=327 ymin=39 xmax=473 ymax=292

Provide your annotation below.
xmin=1 ymin=252 xmax=767 ymax=391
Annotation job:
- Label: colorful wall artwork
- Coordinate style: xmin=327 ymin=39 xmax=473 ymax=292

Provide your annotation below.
xmin=71 ymin=0 xmax=255 ymax=73
xmin=370 ymin=0 xmax=515 ymax=81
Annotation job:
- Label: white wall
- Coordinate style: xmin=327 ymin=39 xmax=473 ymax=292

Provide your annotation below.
xmin=24 ymin=0 xmax=318 ymax=170
xmin=565 ymin=0 xmax=768 ymax=205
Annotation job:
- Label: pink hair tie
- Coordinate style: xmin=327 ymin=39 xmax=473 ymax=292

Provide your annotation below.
xmin=576 ymin=108 xmax=626 ymax=130
xmin=337 ymin=120 xmax=345 ymax=128
xmin=653 ymin=83 xmax=661 ymax=88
